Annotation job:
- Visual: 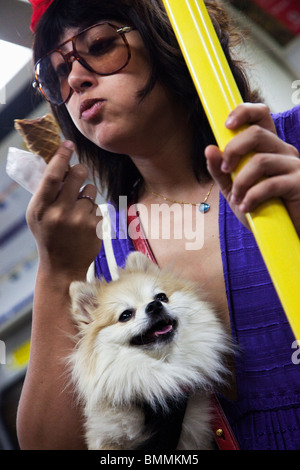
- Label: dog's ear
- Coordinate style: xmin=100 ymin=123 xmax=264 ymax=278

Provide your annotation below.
xmin=69 ymin=281 xmax=100 ymax=330
xmin=125 ymin=252 xmax=157 ymax=273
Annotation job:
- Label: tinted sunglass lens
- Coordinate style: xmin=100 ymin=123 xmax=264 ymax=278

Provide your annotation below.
xmin=36 ymin=55 xmax=68 ymax=105
xmin=34 ymin=24 xmax=131 ymax=106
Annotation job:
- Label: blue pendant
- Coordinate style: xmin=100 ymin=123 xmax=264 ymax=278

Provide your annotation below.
xmin=199 ymin=202 xmax=210 ymax=213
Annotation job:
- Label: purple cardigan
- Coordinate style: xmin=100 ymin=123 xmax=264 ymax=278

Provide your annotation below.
xmin=94 ymin=106 xmax=300 ymax=450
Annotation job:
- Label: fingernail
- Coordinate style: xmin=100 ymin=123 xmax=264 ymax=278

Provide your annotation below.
xmin=226 ymin=116 xmax=236 ymax=128
xmin=63 ymin=140 xmax=75 ymax=150
xmin=230 ymin=194 xmax=237 ymax=205
xmin=239 ymin=203 xmax=247 ymax=213
xmin=221 ymin=161 xmax=230 ymax=173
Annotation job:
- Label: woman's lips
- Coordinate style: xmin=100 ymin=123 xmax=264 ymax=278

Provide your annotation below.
xmin=79 ymin=99 xmax=105 ymax=121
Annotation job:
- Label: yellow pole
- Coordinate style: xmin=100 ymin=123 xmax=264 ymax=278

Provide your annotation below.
xmin=162 ymin=0 xmax=300 ymax=338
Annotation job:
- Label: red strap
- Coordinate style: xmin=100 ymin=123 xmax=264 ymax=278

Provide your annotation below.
xmin=127 ymin=203 xmax=239 ymax=450
xmin=211 ymin=394 xmax=240 ymax=450
xmin=127 ymin=205 xmax=157 ymax=263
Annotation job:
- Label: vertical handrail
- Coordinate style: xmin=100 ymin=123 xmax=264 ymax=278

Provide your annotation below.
xmin=162 ymin=0 xmax=300 ymax=339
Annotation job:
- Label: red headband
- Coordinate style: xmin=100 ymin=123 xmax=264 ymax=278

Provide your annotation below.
xmin=29 ymin=0 xmax=55 ymax=33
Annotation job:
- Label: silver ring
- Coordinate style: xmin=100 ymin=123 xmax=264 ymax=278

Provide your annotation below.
xmin=77 ymin=195 xmax=96 ymax=205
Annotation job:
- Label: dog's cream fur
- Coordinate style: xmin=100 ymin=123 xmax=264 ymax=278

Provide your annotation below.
xmin=69 ymin=252 xmax=230 ymax=450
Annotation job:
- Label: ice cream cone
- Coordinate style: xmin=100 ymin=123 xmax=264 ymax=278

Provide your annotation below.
xmin=14 ymin=114 xmax=62 ymax=163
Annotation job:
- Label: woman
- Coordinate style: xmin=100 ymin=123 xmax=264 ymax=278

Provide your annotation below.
xmin=17 ymin=0 xmax=300 ymax=450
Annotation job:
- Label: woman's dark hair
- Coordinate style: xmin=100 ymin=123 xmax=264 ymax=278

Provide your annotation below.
xmin=33 ymin=0 xmax=260 ymax=205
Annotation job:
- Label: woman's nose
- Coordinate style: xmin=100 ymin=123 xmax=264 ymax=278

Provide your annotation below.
xmin=67 ymin=59 xmax=98 ymax=94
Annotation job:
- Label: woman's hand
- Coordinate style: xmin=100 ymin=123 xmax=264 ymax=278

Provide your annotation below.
xmin=205 ymin=103 xmax=300 ymax=235
xmin=26 ymin=141 xmax=102 ymax=279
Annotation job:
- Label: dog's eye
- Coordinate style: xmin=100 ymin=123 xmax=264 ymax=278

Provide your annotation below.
xmin=119 ymin=309 xmax=134 ymax=323
xmin=154 ymin=293 xmax=169 ymax=303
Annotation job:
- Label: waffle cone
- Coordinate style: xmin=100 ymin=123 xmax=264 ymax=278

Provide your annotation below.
xmin=14 ymin=114 xmax=62 ymax=163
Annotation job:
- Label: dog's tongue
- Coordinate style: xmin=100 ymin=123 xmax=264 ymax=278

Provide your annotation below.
xmin=154 ymin=324 xmax=173 ymax=336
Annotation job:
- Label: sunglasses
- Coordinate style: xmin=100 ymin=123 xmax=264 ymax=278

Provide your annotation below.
xmin=33 ymin=22 xmax=136 ymax=106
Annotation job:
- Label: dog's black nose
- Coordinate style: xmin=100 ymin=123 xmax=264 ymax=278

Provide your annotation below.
xmin=146 ymin=300 xmax=163 ymax=315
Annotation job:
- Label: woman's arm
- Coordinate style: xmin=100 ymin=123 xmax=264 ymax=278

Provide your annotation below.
xmin=17 ymin=142 xmax=102 ymax=449
xmin=17 ymin=268 xmax=87 ymax=450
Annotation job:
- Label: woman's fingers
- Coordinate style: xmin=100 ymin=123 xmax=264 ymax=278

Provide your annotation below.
xmin=206 ymin=145 xmax=300 ymax=208
xmin=221 ymin=103 xmax=299 ymax=174
xmin=205 ymin=144 xmax=232 ymax=200
xmin=35 ymin=141 xmax=76 ymax=204
xmin=56 ymin=164 xmax=89 ymax=207
xmin=230 ymin=153 xmax=300 ymax=210
xmin=225 ymin=102 xmax=276 ymax=134
xmin=76 ymin=184 xmax=99 ymax=213
xmin=205 ymin=144 xmax=250 ymax=227
xmin=205 ymin=102 xmax=300 ymax=234
xmin=34 ymin=141 xmax=98 ymax=211
xmin=220 ymin=125 xmax=298 ymax=174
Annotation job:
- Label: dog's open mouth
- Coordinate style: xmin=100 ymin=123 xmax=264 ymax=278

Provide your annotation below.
xmin=130 ymin=318 xmax=177 ymax=346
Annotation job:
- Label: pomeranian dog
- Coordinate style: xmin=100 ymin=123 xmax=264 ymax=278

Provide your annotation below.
xmin=68 ymin=252 xmax=230 ymax=450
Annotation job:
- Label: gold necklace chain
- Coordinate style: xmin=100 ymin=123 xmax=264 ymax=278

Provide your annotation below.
xmin=147 ymin=181 xmax=215 ymax=213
